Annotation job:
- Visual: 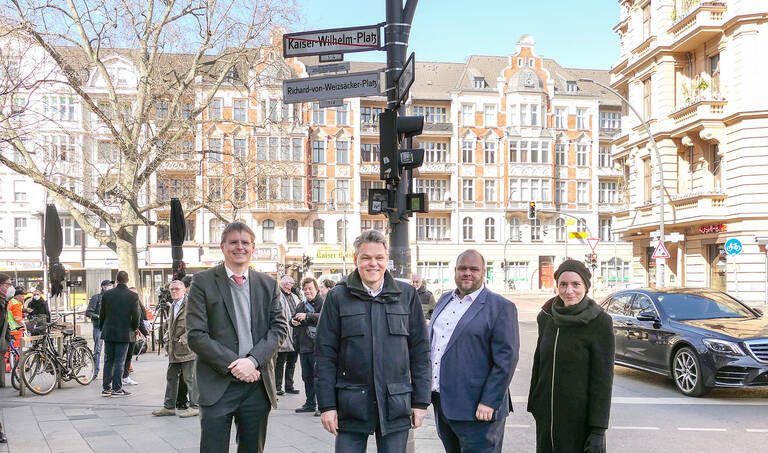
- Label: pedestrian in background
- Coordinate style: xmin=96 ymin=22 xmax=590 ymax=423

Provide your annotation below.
xmin=292 ymin=276 xmax=323 ymax=415
xmin=175 ymin=274 xmax=194 ymax=411
xmin=429 ymin=250 xmax=519 ymax=453
xmin=152 ymin=279 xmax=199 ymax=418
xmin=7 ymin=289 xmax=25 ymax=349
xmin=122 ymin=286 xmax=149 ymax=386
xmin=24 ymin=290 xmax=50 ymax=322
xmin=528 ymin=260 xmax=615 ymax=453
xmin=411 ymin=274 xmax=436 ymax=320
xmin=318 ymin=279 xmax=335 ymax=299
xmin=315 ymin=230 xmax=431 ymax=453
xmin=275 ymin=275 xmax=300 ymax=396
xmin=99 ymin=271 xmax=141 ymax=397
xmin=86 ymin=279 xmax=113 ymax=379
xmin=0 ymin=273 xmax=14 ymax=443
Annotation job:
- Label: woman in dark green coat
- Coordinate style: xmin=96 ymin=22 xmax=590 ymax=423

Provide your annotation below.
xmin=528 ymin=260 xmax=615 ymax=453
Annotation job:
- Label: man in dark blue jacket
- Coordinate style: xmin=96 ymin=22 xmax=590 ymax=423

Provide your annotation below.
xmin=429 ymin=249 xmax=519 ymax=453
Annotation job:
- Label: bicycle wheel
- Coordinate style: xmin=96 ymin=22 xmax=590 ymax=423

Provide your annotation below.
xmin=11 ymin=359 xmax=20 ymax=390
xmin=69 ymin=345 xmax=95 ymax=385
xmin=21 ymin=350 xmax=58 ymax=396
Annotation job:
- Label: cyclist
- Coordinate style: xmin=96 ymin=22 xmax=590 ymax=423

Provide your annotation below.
xmin=7 ymin=289 xmax=25 ymax=349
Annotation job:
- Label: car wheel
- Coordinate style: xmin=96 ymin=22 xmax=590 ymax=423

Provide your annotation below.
xmin=672 ymin=347 xmax=711 ymax=397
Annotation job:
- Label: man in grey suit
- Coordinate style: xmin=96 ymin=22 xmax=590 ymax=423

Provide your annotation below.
xmin=187 ymin=222 xmax=288 ymax=453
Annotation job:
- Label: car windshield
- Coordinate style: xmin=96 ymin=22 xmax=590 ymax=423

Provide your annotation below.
xmin=656 ymin=292 xmax=756 ymax=320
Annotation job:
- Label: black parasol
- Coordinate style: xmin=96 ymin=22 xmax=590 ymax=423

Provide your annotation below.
xmin=170 ymin=198 xmax=186 ymax=280
xmin=44 ymin=203 xmax=65 ymax=297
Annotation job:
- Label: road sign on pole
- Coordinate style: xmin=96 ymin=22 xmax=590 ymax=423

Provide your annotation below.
xmin=396 ymin=52 xmax=415 ymax=103
xmin=725 ymin=238 xmax=743 ymax=255
xmin=587 ymin=238 xmax=600 ymax=251
xmin=283 ymin=71 xmax=381 ymax=103
xmin=283 ymin=24 xmax=382 ymax=58
xmin=319 ymin=53 xmax=344 ymax=62
xmin=652 ymin=242 xmax=671 ymax=259
xmin=306 ymin=62 xmax=351 ymax=76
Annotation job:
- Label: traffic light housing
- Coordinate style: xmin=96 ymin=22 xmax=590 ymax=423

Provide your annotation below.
xmin=379 ymin=109 xmax=425 ymax=181
xmin=590 ymin=253 xmax=598 ymax=268
xmin=527 ymin=201 xmax=537 ymax=220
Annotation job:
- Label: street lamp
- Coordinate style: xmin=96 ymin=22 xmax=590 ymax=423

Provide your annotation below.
xmin=329 ymin=187 xmax=348 ymax=276
xmin=579 ymin=78 xmax=666 ymax=288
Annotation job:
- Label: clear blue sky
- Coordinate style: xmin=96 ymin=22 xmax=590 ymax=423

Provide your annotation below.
xmin=293 ymin=0 xmax=621 ymax=69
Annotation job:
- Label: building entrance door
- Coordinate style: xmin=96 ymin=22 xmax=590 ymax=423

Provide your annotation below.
xmin=709 ymin=244 xmax=727 ymax=291
xmin=539 ymin=256 xmax=554 ymax=289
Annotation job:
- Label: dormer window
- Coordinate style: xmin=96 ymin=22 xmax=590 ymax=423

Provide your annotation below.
xmin=528 ymin=58 xmax=535 ymax=68
xmin=566 ymin=81 xmax=578 ymax=92
xmin=473 ymin=77 xmax=487 ymax=89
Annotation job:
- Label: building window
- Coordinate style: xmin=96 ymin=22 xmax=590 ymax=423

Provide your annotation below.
xmin=292 ymin=138 xmax=303 ymax=161
xmin=233 ymin=99 xmax=247 ymax=122
xmin=311 ymin=180 xmax=324 ymax=203
xmin=473 ymin=77 xmax=486 ymax=89
xmin=643 ymin=157 xmax=652 ymax=203
xmin=461 ymin=104 xmax=474 ymax=126
xmin=599 ymin=146 xmax=612 ymax=168
xmin=13 ymin=217 xmax=26 ymax=247
xmin=98 ymin=141 xmax=119 ymax=162
xmin=412 ymin=105 xmax=447 ymax=123
xmin=312 ymin=103 xmax=324 ymax=124
xmin=484 ymin=141 xmax=496 ymax=164
xmin=599 ymin=182 xmax=617 ymax=204
xmin=336 ymin=104 xmax=349 ymax=126
xmin=336 ymin=141 xmax=349 ymax=164
xmin=312 ymin=141 xmax=325 ymax=163
xmin=642 ymin=3 xmax=651 ymax=41
xmin=233 ymin=138 xmax=247 ymax=160
xmin=484 ymin=105 xmax=496 ymax=126
xmin=463 ymin=217 xmax=474 ymax=241
xmin=709 ymin=54 xmax=721 ymax=95
xmin=566 ymin=81 xmax=578 ymax=92
xmin=414 ymin=179 xmax=448 ymax=201
xmin=643 ymin=78 xmax=652 ymax=119
xmin=555 ymin=218 xmax=566 ymax=242
xmin=462 ymin=179 xmax=474 ymax=201
xmin=485 ymin=217 xmax=496 ymax=241
xmin=599 ymin=218 xmax=613 ymax=242
xmin=509 ymin=178 xmax=551 ymax=202
xmin=577 ymin=219 xmax=587 ymax=233
xmin=600 ymin=111 xmax=620 ymax=130
xmin=530 ymin=104 xmax=538 ymax=126
xmin=209 ymin=219 xmax=224 ymax=243
xmin=530 ymin=219 xmax=541 ymax=241
xmin=361 ymin=219 xmax=385 ymax=233
xmin=208 ymin=99 xmax=221 ymax=120
xmin=13 ymin=180 xmax=26 ymax=202
xmin=156 ymin=101 xmax=169 ymax=119
xmin=417 ymin=217 xmax=448 ymax=240
xmin=576 ymin=109 xmax=587 ymax=130
xmin=313 ymin=219 xmax=325 ymax=243
xmin=710 ymin=144 xmax=722 ymax=190
xmin=484 ymin=179 xmax=496 ymax=203
xmin=61 ymin=218 xmax=82 ymax=247
xmin=208 ymin=138 xmax=222 ymax=161
xmin=576 ymin=144 xmax=588 ymax=166
xmin=361 ymin=180 xmax=385 ymax=202
xmin=577 ymin=182 xmax=588 ymax=203
xmin=360 ymin=106 xmax=382 ymax=124
xmin=509 ymin=141 xmax=518 ymax=163
xmin=233 ymin=179 xmax=247 ymax=203
xmin=262 ymin=219 xmax=275 ymax=242
xmin=555 ymin=108 xmax=566 ymax=129
xmin=336 ymin=219 xmax=349 ymax=244
xmin=422 ymin=142 xmax=447 ymax=163
xmin=207 ymin=178 xmax=222 ymax=201
xmin=361 ymin=143 xmax=380 ymax=162
xmin=462 ymin=141 xmax=474 ymax=163
xmin=555 ymin=144 xmax=566 ymax=166
xmin=555 ymin=181 xmax=566 ymax=204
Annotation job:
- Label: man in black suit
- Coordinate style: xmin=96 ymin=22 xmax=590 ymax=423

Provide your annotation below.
xmin=187 ymin=222 xmax=287 ymax=453
xmin=99 ymin=270 xmax=141 ymax=397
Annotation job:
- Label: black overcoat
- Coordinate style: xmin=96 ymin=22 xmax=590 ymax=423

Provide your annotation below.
xmin=527 ymin=296 xmax=615 ymax=453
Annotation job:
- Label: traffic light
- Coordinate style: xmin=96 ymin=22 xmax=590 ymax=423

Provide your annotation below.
xmin=379 ymin=109 xmax=425 ymax=181
xmin=590 ymin=253 xmax=598 ymax=268
xmin=527 ymin=201 xmax=537 ymax=220
xmin=500 ymin=261 xmax=505 ymax=269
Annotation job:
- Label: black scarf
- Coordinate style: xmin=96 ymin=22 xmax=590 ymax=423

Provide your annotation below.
xmin=549 ymin=295 xmax=603 ymax=327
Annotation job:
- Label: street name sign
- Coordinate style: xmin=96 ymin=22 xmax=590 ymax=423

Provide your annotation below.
xmin=283 ymin=24 xmax=382 ymax=58
xmin=319 ymin=53 xmax=344 ymax=63
xmin=283 ymin=71 xmax=381 ymax=104
xmin=652 ymin=242 xmax=671 ymax=259
xmin=396 ymin=52 xmax=415 ymax=103
xmin=587 ymin=238 xmax=600 ymax=251
xmin=307 ymin=62 xmax=351 ymax=76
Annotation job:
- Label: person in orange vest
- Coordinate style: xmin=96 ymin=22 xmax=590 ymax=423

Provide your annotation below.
xmin=7 ymin=288 xmax=25 ymax=348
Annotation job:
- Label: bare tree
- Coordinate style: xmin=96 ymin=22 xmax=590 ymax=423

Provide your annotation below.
xmin=0 ymin=0 xmax=296 ymax=285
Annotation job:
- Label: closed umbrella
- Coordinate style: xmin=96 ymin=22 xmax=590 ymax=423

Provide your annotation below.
xmin=44 ymin=203 xmax=65 ymax=298
xmin=170 ymin=198 xmax=186 ymax=280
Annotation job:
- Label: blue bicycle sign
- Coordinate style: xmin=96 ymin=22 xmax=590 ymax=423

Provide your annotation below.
xmin=725 ymin=238 xmax=742 ymax=255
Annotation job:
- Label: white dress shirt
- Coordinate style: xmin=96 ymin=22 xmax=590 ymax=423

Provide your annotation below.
xmin=362 ymin=281 xmax=384 ymax=298
xmin=225 ymin=265 xmax=248 ymax=285
xmin=430 ymin=284 xmax=485 ymax=392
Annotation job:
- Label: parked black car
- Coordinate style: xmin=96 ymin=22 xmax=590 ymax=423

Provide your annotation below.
xmin=601 ymin=287 xmax=768 ymax=396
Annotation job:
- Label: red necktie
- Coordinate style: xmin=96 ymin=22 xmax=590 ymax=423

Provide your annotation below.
xmin=232 ymin=275 xmax=245 ymax=286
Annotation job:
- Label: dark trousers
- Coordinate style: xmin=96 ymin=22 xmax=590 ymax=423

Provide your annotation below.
xmin=432 ymin=392 xmax=506 ymax=453
xmin=299 ymin=352 xmax=316 ymax=408
xmin=122 ymin=341 xmax=135 ymax=379
xmin=274 ymin=351 xmax=298 ymax=391
xmin=92 ymin=324 xmax=103 ymax=375
xmin=163 ymin=360 xmax=198 ymax=409
xmin=177 ymin=375 xmax=189 ymax=409
xmin=335 ymin=429 xmax=409 ymax=453
xmin=102 ymin=341 xmax=129 ymax=392
xmin=200 ymin=380 xmax=270 ymax=453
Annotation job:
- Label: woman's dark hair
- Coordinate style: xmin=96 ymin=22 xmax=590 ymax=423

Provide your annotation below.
xmin=321 ymin=279 xmax=336 ymax=289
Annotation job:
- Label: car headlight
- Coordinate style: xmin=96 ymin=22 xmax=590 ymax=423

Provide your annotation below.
xmin=702 ymin=338 xmax=745 ymax=356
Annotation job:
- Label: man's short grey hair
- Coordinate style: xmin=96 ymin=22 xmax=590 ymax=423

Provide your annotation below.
xmin=169 ymin=280 xmax=185 ymax=289
xmin=280 ymin=275 xmax=294 ymax=285
xmin=353 ymin=230 xmax=388 ymax=254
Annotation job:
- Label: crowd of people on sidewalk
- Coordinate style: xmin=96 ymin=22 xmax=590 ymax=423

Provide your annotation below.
xmin=2 ymin=220 xmax=616 ymax=453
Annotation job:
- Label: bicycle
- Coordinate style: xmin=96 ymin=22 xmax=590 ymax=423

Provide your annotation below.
xmin=7 ymin=327 xmax=24 ymax=391
xmin=20 ymin=315 xmax=95 ymax=396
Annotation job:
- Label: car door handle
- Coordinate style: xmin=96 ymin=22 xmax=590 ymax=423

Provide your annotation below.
xmin=626 ymin=321 xmax=636 ymax=326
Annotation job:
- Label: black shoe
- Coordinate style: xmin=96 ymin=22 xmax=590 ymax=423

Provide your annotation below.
xmin=286 ymin=388 xmax=300 ymax=394
xmin=314 ymin=410 xmax=321 ymax=417
xmin=101 ymin=390 xmax=112 ymax=397
xmin=111 ymin=389 xmax=131 ymax=397
xmin=0 ymin=431 xmax=7 ymax=443
xmin=276 ymin=390 xmax=285 ymax=396
xmin=295 ymin=405 xmax=316 ymax=413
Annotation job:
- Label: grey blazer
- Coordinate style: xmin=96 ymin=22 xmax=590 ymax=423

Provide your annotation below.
xmin=186 ymin=264 xmax=288 ymax=407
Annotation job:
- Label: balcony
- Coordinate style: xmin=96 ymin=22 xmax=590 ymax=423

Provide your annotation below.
xmin=669 ymin=97 xmax=727 ymax=133
xmin=414 ymin=162 xmax=455 ymax=175
xmin=160 ymin=159 xmax=198 ymax=171
xmin=668 ymin=1 xmax=727 ymax=52
xmin=630 ymin=35 xmax=656 ymax=59
xmin=599 ymin=128 xmax=622 ymax=141
xmin=360 ymin=122 xmax=379 ymax=136
xmin=428 ymin=199 xmax=455 ymax=211
xmin=254 ymin=201 xmax=307 ymax=211
xmin=359 ymin=164 xmax=378 ymax=175
xmin=423 ymin=122 xmax=453 ymax=135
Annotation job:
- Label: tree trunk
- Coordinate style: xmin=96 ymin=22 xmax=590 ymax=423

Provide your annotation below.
xmin=116 ymin=233 xmax=141 ymax=291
